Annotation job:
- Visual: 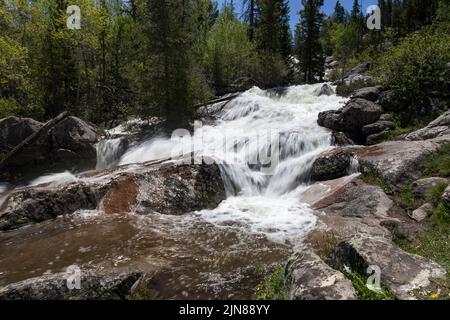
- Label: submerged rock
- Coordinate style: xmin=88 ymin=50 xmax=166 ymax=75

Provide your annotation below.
xmin=330 ymin=234 xmax=446 ymax=300
xmin=286 ymin=252 xmax=357 ymax=300
xmin=0 ymin=160 xmax=225 ymax=231
xmin=315 ymin=84 xmax=334 ymax=96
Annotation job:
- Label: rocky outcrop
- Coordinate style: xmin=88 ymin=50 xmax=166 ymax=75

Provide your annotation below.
xmin=362 ymin=121 xmax=396 ymax=136
xmin=310 ymin=148 xmax=354 ymax=182
xmin=0 ymin=269 xmax=145 ymax=300
xmin=330 ymin=234 xmax=446 ymax=300
xmin=0 ymin=114 xmax=99 ymax=181
xmin=286 ymin=252 xmax=357 ymax=300
xmin=352 ymin=87 xmax=380 ymax=102
xmin=358 ymin=135 xmax=450 ymax=189
xmin=0 ymin=116 xmax=42 ymax=154
xmin=412 ymin=177 xmax=449 ymax=198
xmin=333 ymin=62 xmax=373 ymax=86
xmin=0 ymin=160 xmax=226 ymax=231
xmin=318 ymin=98 xmax=383 ymax=143
xmin=405 ymin=110 xmax=450 ymax=141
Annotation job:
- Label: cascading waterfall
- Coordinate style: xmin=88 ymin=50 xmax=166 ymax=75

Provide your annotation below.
xmin=113 ymin=84 xmax=347 ymax=243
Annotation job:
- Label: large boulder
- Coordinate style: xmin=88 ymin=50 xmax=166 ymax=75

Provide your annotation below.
xmin=310 ymin=148 xmax=354 ymax=182
xmin=358 ymin=135 xmax=450 ymax=189
xmin=49 ymin=116 xmax=98 ymax=166
xmin=0 ymin=160 xmax=226 ymax=231
xmin=406 ymin=110 xmax=450 ymax=141
xmin=362 ymin=121 xmax=396 ymax=136
xmin=352 ymin=87 xmax=380 ymax=102
xmin=0 ymin=269 xmax=145 ymax=300
xmin=286 ymin=252 xmax=357 ymax=300
xmin=0 ymin=114 xmax=99 ymax=181
xmin=318 ymin=99 xmax=384 ymax=144
xmin=330 ymin=234 xmax=446 ymax=299
xmin=340 ymin=99 xmax=383 ymax=131
xmin=366 ymin=130 xmax=390 ymax=146
xmin=0 ymin=116 xmax=42 ymax=154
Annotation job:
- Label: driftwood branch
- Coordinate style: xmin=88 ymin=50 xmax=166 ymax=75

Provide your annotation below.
xmin=0 ymin=111 xmax=71 ymax=171
xmin=194 ymin=93 xmax=241 ymax=109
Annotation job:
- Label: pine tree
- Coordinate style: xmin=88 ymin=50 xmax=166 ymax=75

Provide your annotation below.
xmin=297 ymin=0 xmax=324 ymax=83
xmin=242 ymin=0 xmax=259 ymax=41
xmin=333 ymin=0 xmax=346 ymax=24
xmin=139 ymin=0 xmax=195 ymax=131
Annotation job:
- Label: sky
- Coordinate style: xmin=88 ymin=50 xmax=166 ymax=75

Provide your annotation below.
xmin=219 ymin=0 xmax=379 ymax=31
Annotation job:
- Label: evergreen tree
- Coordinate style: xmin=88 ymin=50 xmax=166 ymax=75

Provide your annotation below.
xmin=242 ymin=0 xmax=259 ymax=41
xmin=333 ymin=0 xmax=346 ymax=24
xmin=297 ymin=0 xmax=324 ymax=83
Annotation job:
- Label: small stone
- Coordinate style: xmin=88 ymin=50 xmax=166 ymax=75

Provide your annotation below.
xmin=409 ymin=203 xmax=433 ymax=222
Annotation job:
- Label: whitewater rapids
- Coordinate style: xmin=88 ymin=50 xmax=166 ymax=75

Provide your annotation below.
xmin=114 ymin=84 xmax=347 ymax=244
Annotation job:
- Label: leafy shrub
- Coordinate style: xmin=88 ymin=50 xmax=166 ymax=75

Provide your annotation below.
xmin=336 ymin=79 xmax=376 ymax=97
xmin=424 ymin=143 xmax=450 ymax=177
xmin=377 ymin=27 xmax=450 ymax=103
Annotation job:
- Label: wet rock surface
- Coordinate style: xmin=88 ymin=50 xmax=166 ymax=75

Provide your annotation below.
xmin=0 ymin=160 xmax=226 ymax=231
xmin=310 ymin=148 xmax=354 ymax=182
xmin=0 ymin=269 xmax=144 ymax=300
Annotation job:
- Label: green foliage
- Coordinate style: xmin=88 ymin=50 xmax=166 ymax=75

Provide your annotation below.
xmin=204 ymin=11 xmax=256 ymax=90
xmin=296 ymin=0 xmax=325 ymax=83
xmin=432 ymin=203 xmax=450 ymax=222
xmin=399 ymin=182 xmax=422 ymax=210
xmin=359 ymin=174 xmax=393 ymax=194
xmin=424 ymin=143 xmax=450 ymax=177
xmin=254 ymin=266 xmax=289 ymax=300
xmin=343 ymin=269 xmax=396 ymax=300
xmin=329 ymin=22 xmax=360 ymax=74
xmin=335 ymin=79 xmax=376 ymax=97
xmin=426 ymin=183 xmax=449 ymax=206
xmin=377 ymin=27 xmax=450 ymax=103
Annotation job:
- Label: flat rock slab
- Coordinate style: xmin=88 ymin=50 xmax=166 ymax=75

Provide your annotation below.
xmin=286 ymin=252 xmax=357 ymax=300
xmin=358 ymin=135 xmax=450 ymax=189
xmin=331 ymin=234 xmax=446 ymax=300
xmin=0 ymin=160 xmax=225 ymax=231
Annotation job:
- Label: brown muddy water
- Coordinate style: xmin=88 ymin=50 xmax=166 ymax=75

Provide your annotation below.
xmin=0 ymin=210 xmax=291 ymax=299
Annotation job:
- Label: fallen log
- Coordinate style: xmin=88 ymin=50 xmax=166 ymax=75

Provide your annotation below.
xmin=194 ymin=93 xmax=241 ymax=109
xmin=0 ymin=111 xmax=71 ymax=171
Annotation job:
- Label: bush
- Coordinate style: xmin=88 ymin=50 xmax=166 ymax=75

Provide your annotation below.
xmin=424 ymin=143 xmax=450 ymax=177
xmin=254 ymin=266 xmax=289 ymax=300
xmin=377 ymin=27 xmax=450 ymax=103
xmin=336 ymin=79 xmax=376 ymax=97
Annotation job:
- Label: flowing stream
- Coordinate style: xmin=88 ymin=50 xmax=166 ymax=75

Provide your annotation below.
xmin=0 ymin=84 xmax=348 ymax=298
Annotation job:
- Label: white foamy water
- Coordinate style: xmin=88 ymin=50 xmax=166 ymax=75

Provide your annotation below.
xmin=29 ymin=171 xmax=77 ymax=187
xmin=106 ymin=84 xmax=347 ymax=243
